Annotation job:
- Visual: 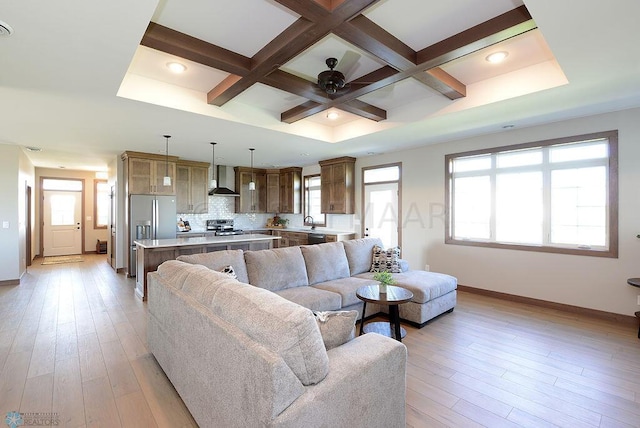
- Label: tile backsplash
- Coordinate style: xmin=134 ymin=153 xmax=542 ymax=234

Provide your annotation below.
xmin=177 ymin=195 xmax=357 ymax=233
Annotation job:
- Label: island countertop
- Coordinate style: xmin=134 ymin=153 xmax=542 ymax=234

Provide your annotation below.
xmin=134 ymin=233 xmax=280 ymax=249
xmin=133 ymin=233 xmax=280 ymax=301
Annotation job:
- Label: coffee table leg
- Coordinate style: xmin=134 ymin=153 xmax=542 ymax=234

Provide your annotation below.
xmin=390 ymin=304 xmax=402 ymax=342
xmin=359 ymin=301 xmax=367 ymax=336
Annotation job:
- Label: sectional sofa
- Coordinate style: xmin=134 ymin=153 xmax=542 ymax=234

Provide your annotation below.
xmin=176 ymin=237 xmax=458 ymax=326
xmin=148 ymin=259 xmax=407 ymax=427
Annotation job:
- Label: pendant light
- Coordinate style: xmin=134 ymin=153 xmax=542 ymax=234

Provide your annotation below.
xmin=163 ymin=135 xmax=171 ymax=186
xmin=248 ymin=148 xmax=256 ymax=191
xmin=210 ymin=142 xmax=217 ymax=189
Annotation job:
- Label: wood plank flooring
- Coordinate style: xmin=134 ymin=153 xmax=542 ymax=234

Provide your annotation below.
xmin=1 ymin=254 xmax=639 ymax=427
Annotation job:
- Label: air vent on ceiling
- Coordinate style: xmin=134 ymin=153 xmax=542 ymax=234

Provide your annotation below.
xmin=0 ymin=20 xmax=14 ymax=37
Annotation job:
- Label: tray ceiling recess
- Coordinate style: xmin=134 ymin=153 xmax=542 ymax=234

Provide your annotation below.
xmin=139 ymin=1 xmax=537 ymax=125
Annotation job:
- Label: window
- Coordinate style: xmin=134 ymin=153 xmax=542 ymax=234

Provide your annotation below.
xmin=303 ymin=175 xmax=325 ymax=227
xmin=94 ymin=180 xmax=109 ymax=229
xmin=445 ymin=131 xmax=618 ymax=257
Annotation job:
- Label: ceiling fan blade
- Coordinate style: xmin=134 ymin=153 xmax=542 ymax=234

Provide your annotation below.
xmin=339 ymin=51 xmax=361 ymax=81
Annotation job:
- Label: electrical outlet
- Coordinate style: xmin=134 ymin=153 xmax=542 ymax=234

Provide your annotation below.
xmin=424 ymin=264 xmax=430 ymax=272
xmin=637 ymin=295 xmax=640 ymax=306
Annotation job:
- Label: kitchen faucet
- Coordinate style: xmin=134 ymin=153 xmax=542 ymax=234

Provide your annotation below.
xmin=304 ymin=216 xmax=315 ymax=229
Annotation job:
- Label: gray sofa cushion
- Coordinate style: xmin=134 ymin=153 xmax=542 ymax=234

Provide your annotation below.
xmin=245 ymin=246 xmax=309 ymax=291
xmin=177 ymin=250 xmax=249 ymax=284
xmin=354 ymin=271 xmax=457 ymax=304
xmin=342 ymin=237 xmax=384 ymax=275
xmin=157 ymin=260 xmax=329 ymax=386
xmin=275 ymin=286 xmax=342 ymax=312
xmin=312 ymin=276 xmax=377 ymax=307
xmin=300 ymin=242 xmax=350 ymax=285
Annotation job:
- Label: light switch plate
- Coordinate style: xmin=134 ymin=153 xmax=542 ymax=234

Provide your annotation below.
xmin=2 ymin=221 xmax=8 ymax=229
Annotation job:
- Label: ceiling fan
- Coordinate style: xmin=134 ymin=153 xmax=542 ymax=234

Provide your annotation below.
xmin=317 ymin=57 xmax=348 ymax=95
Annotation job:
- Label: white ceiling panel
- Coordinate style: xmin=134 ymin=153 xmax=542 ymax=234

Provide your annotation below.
xmin=280 ymin=34 xmax=387 ymax=82
xmin=364 ymin=0 xmax=524 ymax=50
xmin=128 ymin=46 xmax=230 ymax=92
xmin=151 ymin=0 xmax=300 ymax=57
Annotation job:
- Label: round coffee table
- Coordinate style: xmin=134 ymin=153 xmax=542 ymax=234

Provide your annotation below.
xmin=356 ymin=285 xmax=413 ymax=342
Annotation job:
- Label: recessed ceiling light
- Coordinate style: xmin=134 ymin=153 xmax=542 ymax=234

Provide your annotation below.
xmin=485 ymin=51 xmax=509 ymax=64
xmin=0 ymin=19 xmax=14 ymax=37
xmin=327 ymin=111 xmax=339 ymax=120
xmin=166 ymin=62 xmax=187 ymax=73
xmin=300 ymin=153 xmax=310 ymax=157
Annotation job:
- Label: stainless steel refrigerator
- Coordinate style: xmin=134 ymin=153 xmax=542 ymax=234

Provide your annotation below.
xmin=129 ymin=194 xmax=177 ymax=276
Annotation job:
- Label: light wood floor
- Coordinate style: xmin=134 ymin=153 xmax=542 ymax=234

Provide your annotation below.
xmin=1 ymin=255 xmax=639 ymax=427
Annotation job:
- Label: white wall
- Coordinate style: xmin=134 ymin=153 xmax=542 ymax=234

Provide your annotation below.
xmin=0 ymin=144 xmax=35 ymax=282
xmin=35 ymin=168 xmax=109 ymax=255
xmin=357 ymin=108 xmax=640 ymax=316
xmin=0 ymin=145 xmax=20 ymax=281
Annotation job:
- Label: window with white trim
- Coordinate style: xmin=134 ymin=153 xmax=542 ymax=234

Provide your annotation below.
xmin=445 ymin=130 xmax=618 ymax=257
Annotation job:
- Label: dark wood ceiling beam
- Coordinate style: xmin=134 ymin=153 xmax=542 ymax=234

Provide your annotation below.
xmin=416 ymin=5 xmax=535 ymax=67
xmin=340 ymin=99 xmax=386 ymax=121
xmin=209 ymin=0 xmax=380 ymax=107
xmin=261 ymin=70 xmax=330 ymax=103
xmin=276 ymin=0 xmax=378 ymax=22
xmin=206 ymin=75 xmax=243 ymax=105
xmin=334 ymin=15 xmax=416 ymax=70
xmin=141 ymin=23 xmax=251 ymax=76
xmin=329 ymin=6 xmax=536 ymax=104
xmin=417 ymin=67 xmax=466 ymax=99
xmin=281 ymin=101 xmax=326 ymax=123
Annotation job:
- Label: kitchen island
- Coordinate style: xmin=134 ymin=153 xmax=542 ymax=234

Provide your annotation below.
xmin=134 ymin=233 xmax=280 ymax=300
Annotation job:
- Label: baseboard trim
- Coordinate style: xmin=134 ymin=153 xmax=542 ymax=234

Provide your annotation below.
xmin=457 ymin=285 xmax=637 ymax=326
xmin=0 ymin=279 xmax=20 ymax=286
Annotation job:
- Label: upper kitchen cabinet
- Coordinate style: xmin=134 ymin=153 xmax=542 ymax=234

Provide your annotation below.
xmin=319 ymin=156 xmax=356 ymax=214
xmin=279 ymin=167 xmax=302 ymax=214
xmin=235 ymin=166 xmax=267 ymax=213
xmin=266 ymin=170 xmax=280 ymax=213
xmin=176 ymin=160 xmax=210 ymax=214
xmin=122 ymin=151 xmax=178 ymax=195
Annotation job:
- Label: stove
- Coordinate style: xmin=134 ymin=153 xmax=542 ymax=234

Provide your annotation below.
xmin=206 ymin=219 xmax=244 ymax=236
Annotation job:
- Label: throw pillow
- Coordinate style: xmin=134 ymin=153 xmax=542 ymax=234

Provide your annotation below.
xmin=218 ymin=265 xmax=237 ymax=280
xmin=313 ymin=310 xmax=358 ymax=350
xmin=370 ymin=245 xmax=402 ymax=273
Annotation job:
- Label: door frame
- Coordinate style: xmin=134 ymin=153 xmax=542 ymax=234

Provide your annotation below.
xmin=361 ymin=162 xmax=402 ymax=248
xmin=39 ymin=177 xmax=86 ymax=257
xmin=25 ymin=184 xmax=32 ymax=266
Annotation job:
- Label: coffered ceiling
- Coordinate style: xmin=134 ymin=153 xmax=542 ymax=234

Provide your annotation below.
xmin=1 ymin=0 xmax=639 ymax=170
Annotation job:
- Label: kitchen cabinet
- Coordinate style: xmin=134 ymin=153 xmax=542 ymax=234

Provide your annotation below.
xmin=319 ymin=156 xmax=355 ymax=214
xmin=279 ymin=167 xmax=302 ymax=214
xmin=122 ymin=151 xmax=178 ymax=195
xmin=266 ymin=170 xmax=280 ymax=213
xmin=273 ymin=230 xmax=308 ymax=248
xmin=176 ymin=160 xmax=209 ymax=214
xmin=235 ymin=167 xmax=267 ymax=213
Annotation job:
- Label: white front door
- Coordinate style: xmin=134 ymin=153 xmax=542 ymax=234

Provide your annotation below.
xmin=363 ymin=182 xmax=399 ymax=248
xmin=43 ymin=190 xmax=82 ymax=256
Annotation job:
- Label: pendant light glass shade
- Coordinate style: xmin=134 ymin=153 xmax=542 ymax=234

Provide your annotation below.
xmin=163 ymin=135 xmax=171 ymax=186
xmin=249 ymin=148 xmax=256 ymax=191
xmin=210 ymin=142 xmax=217 ymax=189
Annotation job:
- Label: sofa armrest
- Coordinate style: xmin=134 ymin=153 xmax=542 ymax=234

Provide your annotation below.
xmin=399 ymin=258 xmax=410 ymax=272
xmin=272 ymin=333 xmax=406 ymax=428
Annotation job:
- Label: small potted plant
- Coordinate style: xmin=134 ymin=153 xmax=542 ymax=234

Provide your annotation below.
xmin=373 ymin=270 xmax=395 ymax=294
xmin=276 ymin=217 xmax=289 ymax=228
